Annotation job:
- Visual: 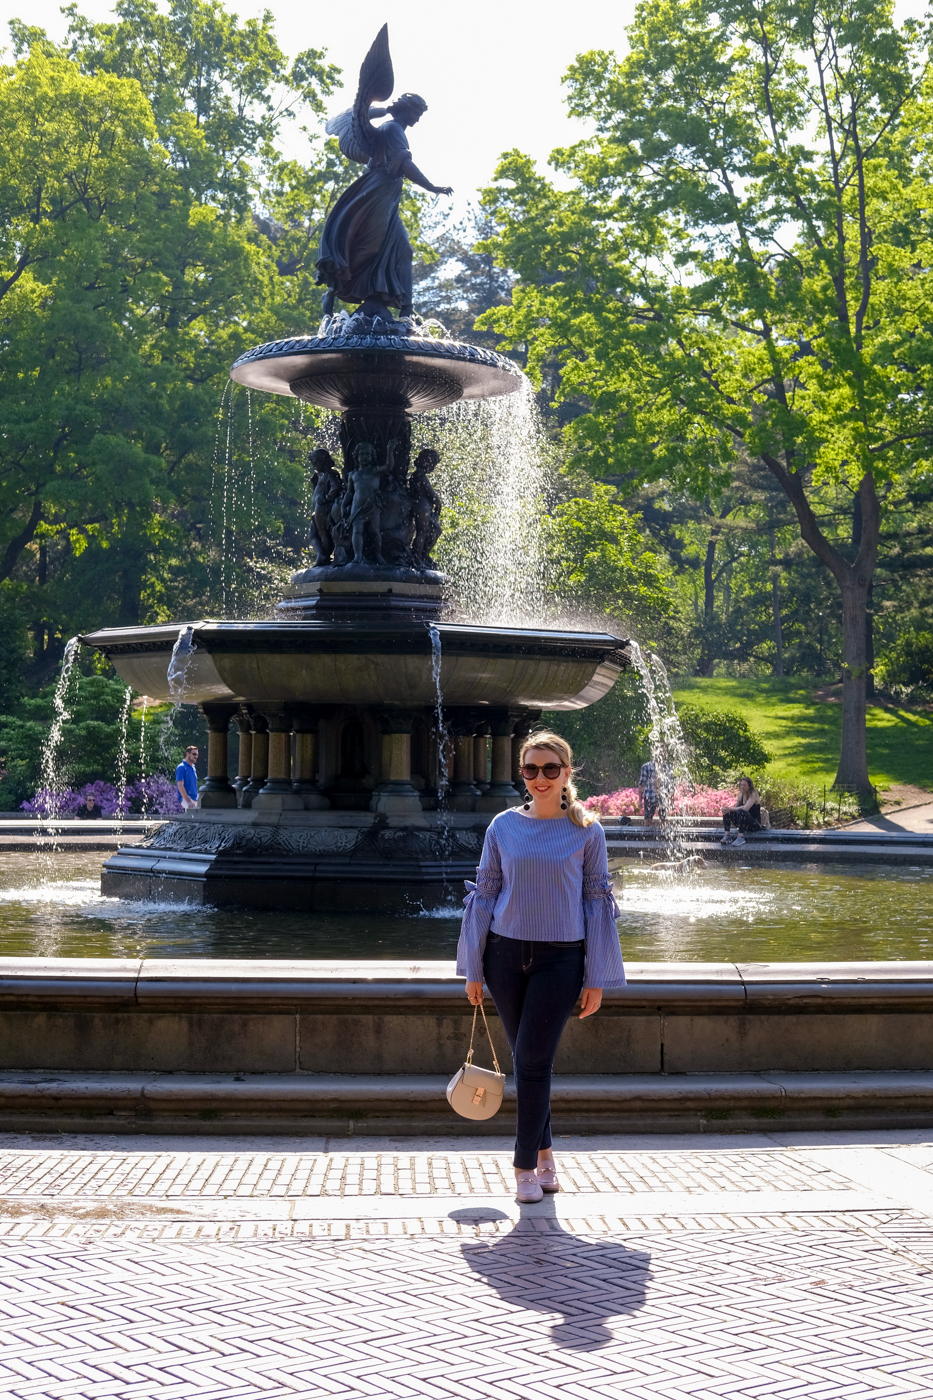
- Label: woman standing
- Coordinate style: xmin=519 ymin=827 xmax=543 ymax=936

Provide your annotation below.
xmin=457 ymin=731 xmax=626 ymax=1204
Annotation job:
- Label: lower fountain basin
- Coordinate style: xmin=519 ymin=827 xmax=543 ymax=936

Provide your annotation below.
xmin=80 ymin=620 xmax=630 ymax=710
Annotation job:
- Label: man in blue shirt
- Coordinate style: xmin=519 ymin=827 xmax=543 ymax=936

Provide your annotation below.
xmin=175 ymin=746 xmax=200 ymax=811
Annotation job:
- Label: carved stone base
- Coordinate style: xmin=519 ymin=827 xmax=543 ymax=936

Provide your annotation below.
xmin=101 ymin=815 xmax=488 ymax=913
xmin=277 ymin=574 xmax=448 ymax=622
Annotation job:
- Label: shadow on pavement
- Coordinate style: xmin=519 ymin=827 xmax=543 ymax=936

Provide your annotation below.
xmin=450 ymin=1197 xmax=651 ymax=1350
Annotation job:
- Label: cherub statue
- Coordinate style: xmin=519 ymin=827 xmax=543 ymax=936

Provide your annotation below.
xmin=307 ymin=448 xmax=344 ymax=566
xmin=409 ymin=448 xmax=443 ymax=569
xmin=343 ymin=441 xmax=391 ymax=565
xmin=317 ymin=25 xmax=453 ymax=322
xmin=378 ymin=439 xmax=417 ymax=567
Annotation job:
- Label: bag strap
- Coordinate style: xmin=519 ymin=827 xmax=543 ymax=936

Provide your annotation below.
xmin=465 ymin=1003 xmax=502 ymax=1076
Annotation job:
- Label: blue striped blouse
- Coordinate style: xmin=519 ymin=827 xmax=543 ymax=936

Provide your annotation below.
xmin=456 ymin=810 xmax=627 ymax=989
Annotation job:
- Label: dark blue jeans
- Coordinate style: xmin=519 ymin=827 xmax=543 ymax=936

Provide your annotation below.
xmin=483 ymin=933 xmax=585 ymax=1170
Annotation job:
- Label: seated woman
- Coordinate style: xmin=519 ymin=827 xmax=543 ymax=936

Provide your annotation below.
xmin=721 ymin=776 xmax=762 ymax=847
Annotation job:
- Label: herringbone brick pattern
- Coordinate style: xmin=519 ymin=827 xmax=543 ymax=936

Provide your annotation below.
xmin=0 ymin=1226 xmax=931 ymax=1398
xmin=0 ymin=1142 xmax=930 ymax=1398
xmin=0 ymin=1148 xmax=854 ymax=1200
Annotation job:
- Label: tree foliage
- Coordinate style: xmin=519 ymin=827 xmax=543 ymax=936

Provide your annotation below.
xmin=676 ymin=704 xmax=772 ymax=784
xmin=479 ymin=0 xmax=933 ymax=791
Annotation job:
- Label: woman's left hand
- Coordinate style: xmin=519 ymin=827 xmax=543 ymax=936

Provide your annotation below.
xmin=579 ymin=987 xmax=603 ymax=1018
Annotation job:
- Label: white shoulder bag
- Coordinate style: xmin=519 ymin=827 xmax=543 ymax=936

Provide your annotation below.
xmin=446 ymin=1003 xmax=506 ymax=1121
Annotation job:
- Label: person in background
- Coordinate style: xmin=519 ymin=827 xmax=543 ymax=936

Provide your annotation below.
xmin=721 ymin=775 xmax=762 ymax=847
xmin=175 ymin=746 xmax=200 ymax=811
xmin=76 ymin=793 xmax=103 ymax=820
xmin=638 ymin=759 xmax=672 ymax=824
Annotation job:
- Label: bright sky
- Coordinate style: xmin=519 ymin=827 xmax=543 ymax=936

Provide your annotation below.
xmin=2 ymin=0 xmax=638 ymax=199
xmin=3 ymin=0 xmax=928 ymax=203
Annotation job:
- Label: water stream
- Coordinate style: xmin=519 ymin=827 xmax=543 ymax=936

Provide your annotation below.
xmin=158 ymin=625 xmax=198 ymax=783
xmin=428 ymin=377 xmax=549 ymax=625
xmin=626 ymin=641 xmax=694 ymax=858
xmin=114 ymin=686 xmax=133 ymax=822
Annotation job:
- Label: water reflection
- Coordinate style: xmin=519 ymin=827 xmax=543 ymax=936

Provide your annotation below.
xmin=0 ymin=853 xmax=931 ymax=962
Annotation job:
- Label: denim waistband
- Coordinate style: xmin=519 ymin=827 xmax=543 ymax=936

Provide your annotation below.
xmin=488 ymin=934 xmax=585 ymax=948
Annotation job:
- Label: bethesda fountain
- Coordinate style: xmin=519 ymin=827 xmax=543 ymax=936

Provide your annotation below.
xmin=81 ymin=26 xmax=630 ymax=910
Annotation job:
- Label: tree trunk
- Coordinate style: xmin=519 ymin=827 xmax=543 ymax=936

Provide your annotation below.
xmin=695 ymin=532 xmax=717 ymax=677
xmin=865 ymin=581 xmax=875 ymax=700
xmin=769 ymin=520 xmax=783 ymax=678
xmin=763 ymin=460 xmax=878 ymax=798
xmin=835 ymin=577 xmax=871 ymax=791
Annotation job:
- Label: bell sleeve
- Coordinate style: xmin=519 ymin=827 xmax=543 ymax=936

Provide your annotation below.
xmin=456 ymin=824 xmax=503 ymax=983
xmin=581 ymin=822 xmax=627 ymax=989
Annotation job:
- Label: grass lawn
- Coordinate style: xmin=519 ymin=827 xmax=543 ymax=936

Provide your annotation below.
xmin=670 ymin=677 xmax=933 ymax=794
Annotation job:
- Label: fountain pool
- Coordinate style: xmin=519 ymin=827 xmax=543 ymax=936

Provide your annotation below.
xmin=3 ymin=853 xmax=932 ymax=963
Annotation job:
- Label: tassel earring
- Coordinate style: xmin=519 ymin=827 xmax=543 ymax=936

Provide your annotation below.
xmin=523 ymin=788 xmax=531 ymax=811
xmin=561 ymin=787 xmax=569 ymax=810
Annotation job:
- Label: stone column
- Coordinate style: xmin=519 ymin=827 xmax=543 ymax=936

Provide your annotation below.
xmin=198 ymin=703 xmax=238 ymax=808
xmin=290 ymin=705 xmax=330 ymax=810
xmin=511 ymin=713 xmax=541 ymax=788
xmin=240 ymin=713 xmax=269 ymax=808
xmin=232 ymin=708 xmax=253 ymax=805
xmin=253 ymin=709 xmax=304 ymax=810
xmin=447 ymin=710 xmax=481 ymax=812
xmin=370 ymin=710 xmax=423 ymax=816
xmin=477 ymin=710 xmax=522 ymax=813
xmin=473 ymin=730 xmax=490 ymax=792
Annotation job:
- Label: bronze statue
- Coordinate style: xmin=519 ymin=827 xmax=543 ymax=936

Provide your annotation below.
xmin=343 ymin=440 xmax=392 ymax=565
xmin=317 ymin=25 xmax=452 ymax=322
xmin=409 ymin=448 xmax=442 ymax=569
xmin=307 ymin=448 xmax=343 ymax=566
xmin=379 ymin=441 xmax=417 ymax=567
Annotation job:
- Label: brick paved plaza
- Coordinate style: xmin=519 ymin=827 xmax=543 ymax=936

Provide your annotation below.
xmin=1 ymin=1130 xmax=933 ymax=1398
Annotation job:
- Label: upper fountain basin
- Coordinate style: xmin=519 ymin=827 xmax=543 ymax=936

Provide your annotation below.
xmin=80 ymin=621 xmax=630 ymax=711
xmin=229 ymin=331 xmax=522 ymax=412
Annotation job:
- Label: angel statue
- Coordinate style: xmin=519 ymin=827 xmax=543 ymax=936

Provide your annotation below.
xmin=317 ymin=24 xmax=452 ymax=322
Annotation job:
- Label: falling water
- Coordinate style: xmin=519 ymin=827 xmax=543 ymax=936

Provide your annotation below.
xmin=627 ymin=641 xmax=693 ymax=860
xmin=220 ymin=386 xmax=237 ymax=616
xmin=428 ymin=624 xmax=448 ymax=804
xmin=138 ymin=696 xmax=149 ymax=813
xmin=428 ymin=623 xmax=455 ymax=899
xmin=426 ymin=377 xmax=550 ymax=625
xmin=37 ymin=637 xmax=80 ymax=823
xmin=158 ymin=626 xmax=198 ymax=792
xmin=114 ymin=686 xmax=133 ymax=822
xmin=208 ymin=381 xmax=231 ymax=615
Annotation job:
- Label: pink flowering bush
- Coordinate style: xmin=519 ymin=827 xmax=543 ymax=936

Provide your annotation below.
xmin=583 ymin=784 xmax=738 ymax=818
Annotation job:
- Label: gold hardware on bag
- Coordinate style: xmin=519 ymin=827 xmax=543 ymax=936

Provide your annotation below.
xmin=446 ymin=1003 xmax=505 ymax=1121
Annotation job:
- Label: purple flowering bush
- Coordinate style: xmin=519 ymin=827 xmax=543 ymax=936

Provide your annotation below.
xmin=21 ymin=774 xmax=180 ymax=817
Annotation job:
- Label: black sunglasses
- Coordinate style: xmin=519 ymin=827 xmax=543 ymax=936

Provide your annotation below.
xmin=521 ymin=762 xmax=564 ymax=780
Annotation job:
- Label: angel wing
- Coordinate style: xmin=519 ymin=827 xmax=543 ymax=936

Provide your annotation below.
xmin=324 ymin=25 xmax=394 ymax=166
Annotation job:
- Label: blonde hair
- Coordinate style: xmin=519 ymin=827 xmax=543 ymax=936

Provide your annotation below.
xmin=519 ymin=731 xmax=597 ymax=829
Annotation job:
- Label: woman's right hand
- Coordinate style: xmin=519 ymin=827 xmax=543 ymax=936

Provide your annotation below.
xmin=465 ymin=981 xmax=484 ymax=1005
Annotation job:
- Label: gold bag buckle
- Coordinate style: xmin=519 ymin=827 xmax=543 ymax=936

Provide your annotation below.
xmin=471 ymin=1087 xmax=487 ymax=1107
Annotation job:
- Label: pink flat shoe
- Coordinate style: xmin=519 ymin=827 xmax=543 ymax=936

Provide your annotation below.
xmin=536 ymin=1164 xmax=560 ymax=1193
xmin=515 ymin=1172 xmax=543 ymax=1203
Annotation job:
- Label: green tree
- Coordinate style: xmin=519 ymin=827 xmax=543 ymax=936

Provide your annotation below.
xmin=543 ymin=486 xmax=676 ymax=635
xmin=480 ymin=0 xmax=933 ymax=797
xmin=0 ymin=4 xmax=346 ymax=694
xmin=677 ymin=703 xmax=772 ymax=784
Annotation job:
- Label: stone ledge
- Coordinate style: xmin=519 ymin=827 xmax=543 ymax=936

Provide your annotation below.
xmin=0 ymin=1070 xmax=932 ymax=1136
